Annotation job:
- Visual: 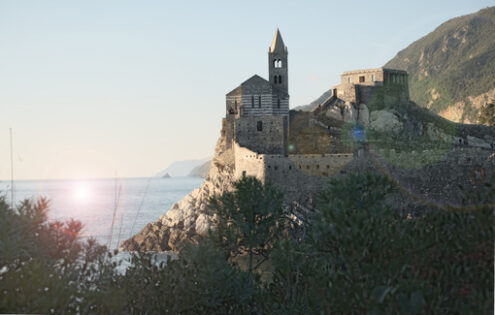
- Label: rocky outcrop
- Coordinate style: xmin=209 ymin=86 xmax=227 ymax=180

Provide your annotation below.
xmin=369 ymin=110 xmax=403 ymax=133
xmin=121 ymin=136 xmax=235 ymax=252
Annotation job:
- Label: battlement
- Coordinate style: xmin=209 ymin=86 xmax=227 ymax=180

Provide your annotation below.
xmin=340 ymin=68 xmax=408 ymax=86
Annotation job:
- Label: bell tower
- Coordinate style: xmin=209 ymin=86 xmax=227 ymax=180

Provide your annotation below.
xmin=268 ymin=28 xmax=288 ymax=94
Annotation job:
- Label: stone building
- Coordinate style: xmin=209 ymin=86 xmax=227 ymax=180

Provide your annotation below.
xmin=223 ymin=29 xmax=356 ymax=197
xmin=224 ymin=29 xmax=289 ymax=155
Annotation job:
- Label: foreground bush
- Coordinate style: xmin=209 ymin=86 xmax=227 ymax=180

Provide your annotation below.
xmin=268 ymin=173 xmax=494 ymax=313
xmin=0 ymin=172 xmax=493 ymax=313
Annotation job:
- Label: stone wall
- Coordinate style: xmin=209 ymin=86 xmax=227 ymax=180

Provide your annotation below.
xmin=234 ymin=115 xmax=288 ymax=154
xmin=232 ymin=141 xmax=354 ymax=200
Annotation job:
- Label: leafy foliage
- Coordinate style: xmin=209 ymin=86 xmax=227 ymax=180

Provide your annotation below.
xmin=209 ymin=176 xmax=285 ymax=273
xmin=1 ymin=172 xmax=493 ymax=313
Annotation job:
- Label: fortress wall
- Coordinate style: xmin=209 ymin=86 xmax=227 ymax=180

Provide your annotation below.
xmin=264 ymin=154 xmax=354 ymax=197
xmin=235 ymin=115 xmax=288 ymax=154
xmin=223 ymin=115 xmax=235 ymax=150
xmin=341 ymin=69 xmax=385 ymax=86
xmin=233 ymin=142 xmax=265 ymax=180
xmin=334 ymin=83 xmax=357 ymax=103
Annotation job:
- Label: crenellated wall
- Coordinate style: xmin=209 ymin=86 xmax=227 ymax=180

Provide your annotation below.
xmin=233 ymin=141 xmax=354 ymax=198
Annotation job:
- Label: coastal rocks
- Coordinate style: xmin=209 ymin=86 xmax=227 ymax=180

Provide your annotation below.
xmin=121 ymin=137 xmax=235 ymax=252
xmin=369 ymin=110 xmax=403 ymax=133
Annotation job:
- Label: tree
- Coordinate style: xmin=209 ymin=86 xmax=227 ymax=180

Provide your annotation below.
xmin=209 ymin=176 xmax=285 ymax=273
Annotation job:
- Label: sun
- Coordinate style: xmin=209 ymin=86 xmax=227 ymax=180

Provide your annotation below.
xmin=73 ymin=182 xmax=92 ymax=203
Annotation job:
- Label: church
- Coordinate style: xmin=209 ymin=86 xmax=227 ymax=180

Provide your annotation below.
xmin=224 ymin=29 xmax=290 ymax=155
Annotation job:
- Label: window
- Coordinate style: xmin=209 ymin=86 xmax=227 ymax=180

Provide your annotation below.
xmin=257 ymin=121 xmax=263 ymax=131
xmin=278 ymin=75 xmax=282 ymax=84
xmin=274 ymin=59 xmax=283 ymax=68
xmin=277 ymin=97 xmax=280 ymax=108
xmin=273 ymin=59 xmax=277 ymax=68
xmin=251 ymin=96 xmax=254 ymax=108
xmin=359 ymin=76 xmax=365 ymax=83
xmin=348 ymin=77 xmax=352 ymax=83
xmin=274 ymin=75 xmax=278 ymax=84
xmin=258 ymin=95 xmax=261 ymax=108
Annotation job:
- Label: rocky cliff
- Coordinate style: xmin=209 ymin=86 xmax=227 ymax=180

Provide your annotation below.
xmin=121 ymin=136 xmax=234 ymax=251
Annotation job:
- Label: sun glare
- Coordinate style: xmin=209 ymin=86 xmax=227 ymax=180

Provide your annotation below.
xmin=73 ymin=182 xmax=92 ymax=203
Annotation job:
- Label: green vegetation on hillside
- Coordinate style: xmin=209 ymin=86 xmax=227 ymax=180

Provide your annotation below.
xmin=1 ymin=172 xmax=493 ymax=313
xmin=385 ymin=6 xmax=495 ymax=121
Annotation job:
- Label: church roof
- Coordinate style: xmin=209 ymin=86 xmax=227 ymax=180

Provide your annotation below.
xmin=269 ymin=28 xmax=286 ymax=53
xmin=226 ymin=74 xmax=288 ymax=97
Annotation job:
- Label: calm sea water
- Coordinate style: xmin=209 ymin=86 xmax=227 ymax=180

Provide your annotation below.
xmin=0 ymin=177 xmax=203 ymax=249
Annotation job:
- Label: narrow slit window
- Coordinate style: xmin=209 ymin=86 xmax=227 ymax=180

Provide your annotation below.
xmin=257 ymin=121 xmax=263 ymax=131
xmin=258 ymin=95 xmax=261 ymax=108
xmin=251 ymin=96 xmax=254 ymax=108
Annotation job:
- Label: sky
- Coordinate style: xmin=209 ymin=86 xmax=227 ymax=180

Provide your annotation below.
xmin=0 ymin=0 xmax=492 ymax=180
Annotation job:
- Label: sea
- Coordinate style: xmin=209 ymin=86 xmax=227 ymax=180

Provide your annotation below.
xmin=0 ymin=177 xmax=204 ymax=249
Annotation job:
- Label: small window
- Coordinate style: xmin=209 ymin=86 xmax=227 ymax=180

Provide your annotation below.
xmin=289 ymin=165 xmax=292 ymax=170
xmin=273 ymin=59 xmax=277 ymax=68
xmin=278 ymin=75 xmax=282 ymax=84
xmin=258 ymin=95 xmax=261 ymax=108
xmin=242 ymin=171 xmax=246 ymax=177
xmin=257 ymin=121 xmax=263 ymax=131
xmin=348 ymin=77 xmax=352 ymax=83
xmin=359 ymin=76 xmax=365 ymax=83
xmin=277 ymin=97 xmax=280 ymax=108
xmin=372 ymin=74 xmax=376 ymax=82
xmin=274 ymin=75 xmax=278 ymax=84
xmin=251 ymin=96 xmax=254 ymax=108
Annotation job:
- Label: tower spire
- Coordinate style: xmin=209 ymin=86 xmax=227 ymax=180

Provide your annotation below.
xmin=269 ymin=28 xmax=286 ymax=53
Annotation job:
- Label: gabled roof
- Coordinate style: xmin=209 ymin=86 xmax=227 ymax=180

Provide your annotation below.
xmin=269 ymin=28 xmax=286 ymax=53
xmin=226 ymin=74 xmax=288 ymax=97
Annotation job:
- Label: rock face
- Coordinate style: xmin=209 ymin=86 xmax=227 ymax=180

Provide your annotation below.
xmin=369 ymin=110 xmax=403 ymax=133
xmin=385 ymin=7 xmax=495 ymax=123
xmin=121 ymin=136 xmax=235 ymax=252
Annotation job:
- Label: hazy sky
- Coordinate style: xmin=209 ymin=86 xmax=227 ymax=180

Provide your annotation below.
xmin=1 ymin=0 xmax=492 ymax=180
